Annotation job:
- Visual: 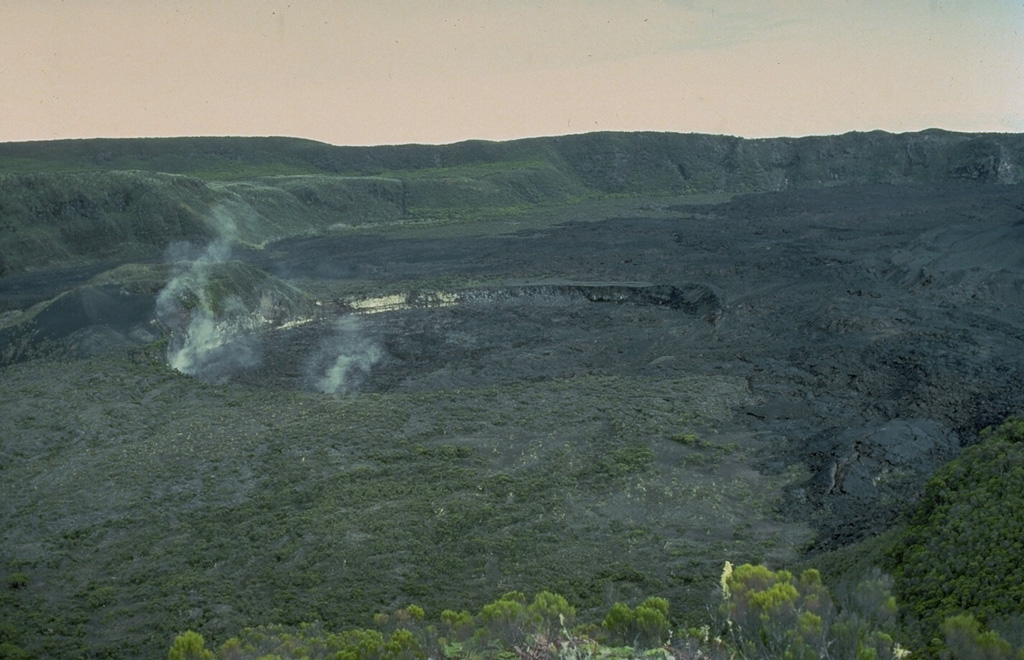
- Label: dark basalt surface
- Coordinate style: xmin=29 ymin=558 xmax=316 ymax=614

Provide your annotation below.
xmin=3 ymin=181 xmax=1024 ymax=550
xmin=256 ymin=182 xmax=1024 ymax=548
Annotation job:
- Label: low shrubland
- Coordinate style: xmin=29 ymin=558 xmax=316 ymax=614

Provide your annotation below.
xmin=5 ymin=346 xmax=1022 ymax=658
xmin=0 ymin=353 xmax=808 ymax=659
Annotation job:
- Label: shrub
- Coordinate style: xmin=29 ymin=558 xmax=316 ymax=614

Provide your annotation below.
xmin=721 ymin=563 xmax=908 ymax=660
xmin=0 ymin=642 xmax=31 ymax=660
xmin=602 ymin=602 xmax=635 ymax=645
xmin=601 ymin=597 xmax=671 ymax=648
xmin=942 ymin=614 xmax=1016 ymax=660
xmin=4 ymin=574 xmax=28 ymax=590
xmin=633 ymin=598 xmax=671 ymax=648
xmin=383 ymin=628 xmax=422 ymax=660
xmin=439 ymin=608 xmax=474 ymax=642
xmin=336 ymin=629 xmax=386 ymax=660
xmin=527 ymin=590 xmax=576 ymax=635
xmin=723 ymin=564 xmax=832 ymax=660
xmin=167 ymin=631 xmax=214 ymax=660
xmin=477 ymin=591 xmax=530 ymax=649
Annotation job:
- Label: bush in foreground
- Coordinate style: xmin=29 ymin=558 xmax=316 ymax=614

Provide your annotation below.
xmin=168 ymin=564 xmax=924 ymax=660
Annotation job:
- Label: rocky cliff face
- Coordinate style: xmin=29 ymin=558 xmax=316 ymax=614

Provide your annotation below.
xmin=543 ymin=130 xmax=1023 ymax=193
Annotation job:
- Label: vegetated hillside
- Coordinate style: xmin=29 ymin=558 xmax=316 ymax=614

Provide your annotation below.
xmin=810 ymin=417 xmax=1024 ymax=657
xmin=887 ymin=417 xmax=1024 ymax=653
xmin=0 ymin=171 xmax=411 ymax=274
xmin=0 ymin=171 xmax=216 ymax=274
xmin=1 ymin=130 xmax=1022 ymax=275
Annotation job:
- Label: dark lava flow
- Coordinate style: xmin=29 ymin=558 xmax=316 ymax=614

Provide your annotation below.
xmin=247 ymin=182 xmax=1024 ymax=549
xmin=4 ymin=182 xmax=1024 ymax=549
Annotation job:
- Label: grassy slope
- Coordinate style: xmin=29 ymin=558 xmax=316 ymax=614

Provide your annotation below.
xmin=0 ymin=352 xmax=811 ymax=659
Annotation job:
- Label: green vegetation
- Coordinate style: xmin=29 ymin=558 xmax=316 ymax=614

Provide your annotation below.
xmin=0 ymin=165 xmax=647 ymax=273
xmin=886 ymin=417 xmax=1024 ymax=654
xmin=940 ymin=614 xmax=1019 ymax=660
xmin=167 ymin=630 xmax=215 ymax=660
xmin=0 ymin=353 xmax=808 ymax=659
xmin=0 ymin=137 xmax=345 ymax=179
xmin=12 ymin=350 xmax=1023 ymax=658
xmin=720 ymin=563 xmax=906 ymax=660
xmin=155 ymin=565 xmax=916 ymax=659
xmin=2 ymin=131 xmax=1021 ymax=187
xmin=601 ymin=596 xmax=671 ymax=648
xmin=806 ymin=416 xmax=1024 ymax=658
xmin=0 ymin=171 xmax=217 ymax=272
xmin=155 ymin=554 xmax=1023 ymax=659
xmin=164 ymin=260 xmax=315 ymax=318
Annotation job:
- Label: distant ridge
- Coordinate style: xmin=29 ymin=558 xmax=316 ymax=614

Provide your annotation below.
xmin=1 ymin=130 xmax=1022 ymax=275
xmin=1 ymin=129 xmax=1022 ymax=187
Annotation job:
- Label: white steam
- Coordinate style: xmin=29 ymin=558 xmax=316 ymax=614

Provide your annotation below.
xmin=156 ymin=207 xmax=260 ymax=382
xmin=155 ymin=204 xmax=383 ymax=392
xmin=305 ymin=317 xmax=383 ymax=394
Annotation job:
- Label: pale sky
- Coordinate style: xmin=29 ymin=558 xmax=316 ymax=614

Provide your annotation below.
xmin=1 ymin=1 xmax=1022 ymax=145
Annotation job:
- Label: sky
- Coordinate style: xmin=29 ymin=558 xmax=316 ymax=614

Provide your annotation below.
xmin=1 ymin=0 xmax=1022 ymax=146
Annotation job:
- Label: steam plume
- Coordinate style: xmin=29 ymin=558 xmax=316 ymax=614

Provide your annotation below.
xmin=155 ymin=205 xmax=260 ymax=382
xmin=305 ymin=317 xmax=383 ymax=393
